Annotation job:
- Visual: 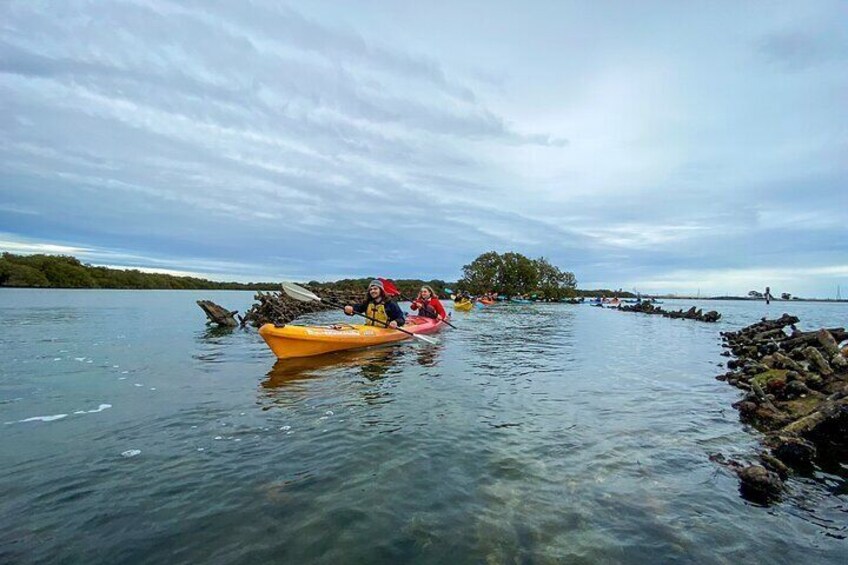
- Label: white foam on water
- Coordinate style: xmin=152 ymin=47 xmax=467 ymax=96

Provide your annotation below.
xmin=118 ymin=377 xmax=126 ymax=380
xmin=234 ymin=438 xmax=241 ymax=442
xmin=325 ymin=410 xmax=334 ymax=416
xmin=14 ymin=403 xmax=111 ymax=423
xmin=191 ymin=425 xmax=198 ymax=429
xmin=86 ymin=360 xmax=93 ymax=364
xmin=286 ymin=431 xmax=293 ymax=435
xmin=8 ymin=413 xmax=68 ymax=424
xmin=319 ymin=416 xmax=328 ymax=421
xmin=121 ymin=371 xmax=129 ymax=374
xmin=149 ymin=387 xmax=156 ymax=391
xmin=53 ymin=358 xmax=62 ymax=361
xmin=134 ymin=383 xmax=143 ymax=387
xmin=113 ymin=365 xmax=119 ymax=368
xmin=74 ymin=357 xmax=86 ymax=362
xmin=197 ymin=447 xmax=205 ymax=451
xmin=121 ymin=449 xmax=141 ymax=458
xmin=214 ymin=436 xmax=223 ymax=440
xmin=280 ymin=425 xmax=291 ymax=431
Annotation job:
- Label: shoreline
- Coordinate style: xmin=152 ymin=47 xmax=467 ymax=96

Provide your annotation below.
xmin=2 ymin=286 xmax=847 ymax=303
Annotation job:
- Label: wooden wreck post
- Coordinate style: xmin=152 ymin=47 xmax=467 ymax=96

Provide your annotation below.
xmin=196 ymin=300 xmax=239 ymax=327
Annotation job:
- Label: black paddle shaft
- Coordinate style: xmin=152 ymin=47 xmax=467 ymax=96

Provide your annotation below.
xmin=322 ymin=298 xmax=425 ymax=339
xmin=401 ymin=292 xmax=457 ymax=330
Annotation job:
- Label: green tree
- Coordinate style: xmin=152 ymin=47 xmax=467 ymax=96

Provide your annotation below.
xmin=459 ymin=251 xmax=576 ymax=298
xmin=534 ymin=257 xmax=577 ymax=300
xmin=0 ymin=257 xmax=51 ymax=286
xmin=499 ymin=252 xmax=538 ymax=297
xmin=460 ymin=251 xmax=503 ymax=294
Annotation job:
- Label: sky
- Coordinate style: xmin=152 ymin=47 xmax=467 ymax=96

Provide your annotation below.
xmin=0 ymin=0 xmax=846 ymax=297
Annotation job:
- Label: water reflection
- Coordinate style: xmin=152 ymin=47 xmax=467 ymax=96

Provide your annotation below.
xmin=262 ymin=346 xmax=404 ymax=388
xmin=193 ymin=326 xmax=240 ymax=363
xmin=200 ymin=326 xmax=237 ymax=339
xmin=415 ymin=342 xmax=444 ymax=367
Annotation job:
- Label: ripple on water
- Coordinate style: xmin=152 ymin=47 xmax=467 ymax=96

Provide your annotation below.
xmin=1 ymin=294 xmax=847 ymax=562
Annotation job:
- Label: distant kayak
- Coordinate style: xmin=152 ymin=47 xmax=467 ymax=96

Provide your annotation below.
xmin=454 ymin=300 xmax=473 ymax=312
xmin=259 ymin=315 xmax=444 ymax=359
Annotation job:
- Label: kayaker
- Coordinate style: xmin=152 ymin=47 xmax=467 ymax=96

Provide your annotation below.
xmin=344 ymin=280 xmax=405 ymax=328
xmin=410 ymin=285 xmax=447 ymax=320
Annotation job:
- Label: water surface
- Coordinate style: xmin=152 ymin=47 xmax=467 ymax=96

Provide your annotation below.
xmin=1 ymin=290 xmax=846 ymax=563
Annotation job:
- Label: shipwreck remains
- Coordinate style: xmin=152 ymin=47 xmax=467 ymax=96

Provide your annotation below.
xmin=616 ymin=301 xmax=721 ymax=322
xmin=715 ymin=314 xmax=848 ymax=503
xmin=197 ymin=286 xmax=365 ymax=329
xmin=197 ymin=300 xmax=239 ymax=327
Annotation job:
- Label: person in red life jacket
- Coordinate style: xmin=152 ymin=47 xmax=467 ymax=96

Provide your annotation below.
xmin=344 ymin=279 xmax=405 ymax=328
xmin=410 ymin=285 xmax=447 ymax=320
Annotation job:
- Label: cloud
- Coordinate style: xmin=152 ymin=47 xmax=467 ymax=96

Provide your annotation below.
xmin=628 ymin=264 xmax=848 ymax=296
xmin=0 ymin=1 xmax=845 ymax=294
xmin=757 ymin=29 xmax=845 ymax=71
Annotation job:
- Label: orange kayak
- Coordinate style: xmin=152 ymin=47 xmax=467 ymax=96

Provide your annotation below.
xmin=259 ymin=315 xmax=444 ymax=359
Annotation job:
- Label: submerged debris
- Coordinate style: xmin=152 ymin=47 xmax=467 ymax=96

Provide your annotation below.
xmin=616 ymin=301 xmax=721 ymax=322
xmin=715 ymin=314 xmax=848 ymax=503
xmin=196 ymin=300 xmax=239 ymax=327
xmin=240 ymin=287 xmax=363 ymax=327
xmin=198 ymin=287 xmax=364 ymax=328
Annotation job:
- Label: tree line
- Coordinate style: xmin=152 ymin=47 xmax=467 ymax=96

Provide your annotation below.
xmin=0 ymin=253 xmax=452 ymax=295
xmin=2 ymin=251 xmax=612 ymax=299
xmin=0 ymin=253 xmax=278 ymax=290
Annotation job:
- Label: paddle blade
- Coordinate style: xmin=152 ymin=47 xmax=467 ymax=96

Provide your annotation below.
xmin=378 ymin=277 xmax=401 ymax=297
xmin=281 ymin=281 xmax=322 ymax=303
xmin=412 ymin=333 xmax=438 ymax=345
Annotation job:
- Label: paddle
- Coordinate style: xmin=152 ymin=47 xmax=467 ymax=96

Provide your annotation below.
xmin=281 ymin=282 xmax=438 ymax=345
xmin=378 ymin=278 xmax=457 ymax=329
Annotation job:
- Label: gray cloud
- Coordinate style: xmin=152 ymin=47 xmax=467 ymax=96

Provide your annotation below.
xmin=757 ymin=29 xmax=846 ymax=71
xmin=0 ymin=0 xmax=845 ymax=295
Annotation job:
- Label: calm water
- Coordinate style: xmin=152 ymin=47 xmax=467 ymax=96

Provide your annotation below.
xmin=1 ymin=290 xmax=846 ymax=564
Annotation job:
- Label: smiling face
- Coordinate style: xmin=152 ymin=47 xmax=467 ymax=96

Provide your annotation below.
xmin=369 ymin=285 xmax=383 ymax=300
xmin=420 ymin=288 xmax=431 ymax=299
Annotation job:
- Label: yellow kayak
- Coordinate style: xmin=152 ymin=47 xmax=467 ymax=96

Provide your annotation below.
xmin=258 ymin=316 xmax=444 ymax=359
xmin=454 ymin=300 xmax=473 ymax=312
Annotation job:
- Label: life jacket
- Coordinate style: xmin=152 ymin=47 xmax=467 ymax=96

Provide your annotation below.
xmin=417 ymin=298 xmax=438 ymax=319
xmin=364 ymin=301 xmax=389 ymax=326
